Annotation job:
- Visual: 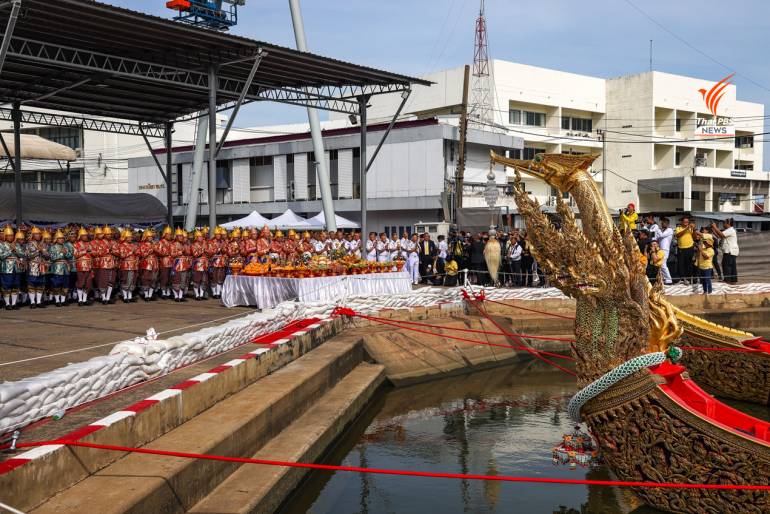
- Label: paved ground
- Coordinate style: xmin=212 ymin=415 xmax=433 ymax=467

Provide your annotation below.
xmin=0 ymin=299 xmax=253 ymax=382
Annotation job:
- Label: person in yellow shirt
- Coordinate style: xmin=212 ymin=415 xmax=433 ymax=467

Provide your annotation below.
xmin=646 ymin=241 xmax=665 ymax=281
xmin=619 ymin=203 xmax=638 ymax=233
xmin=696 ymin=238 xmax=715 ymax=294
xmin=674 ymin=216 xmax=695 ymax=285
xmin=444 ymin=259 xmax=459 ymax=287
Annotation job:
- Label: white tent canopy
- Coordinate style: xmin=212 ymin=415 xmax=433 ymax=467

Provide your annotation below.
xmin=267 ymin=209 xmax=311 ymax=230
xmin=220 ymin=210 xmax=270 ymax=229
xmin=307 ymin=211 xmax=360 ymax=229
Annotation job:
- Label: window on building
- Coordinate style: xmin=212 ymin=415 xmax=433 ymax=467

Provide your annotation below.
xmin=735 ymin=163 xmax=754 ymax=171
xmin=675 ymin=118 xmax=682 ymax=132
xmin=660 ymin=192 xmax=683 ymax=199
xmin=570 ymin=117 xmax=592 ymax=133
xmin=352 ymin=148 xmax=361 ymax=199
xmin=524 ymin=111 xmax=545 ymax=127
xmin=216 ymin=160 xmax=232 ymax=204
xmin=561 ymin=117 xmax=570 ymax=130
xmin=509 ymin=148 xmax=522 ymax=159
xmin=176 ymin=163 xmax=184 ymax=205
xmin=509 ymin=109 xmax=521 ymax=125
xmin=286 ymin=154 xmax=294 ymax=200
xmin=523 ymin=147 xmax=545 ymax=160
xmin=307 ymin=152 xmax=317 ymax=199
xmin=735 ymin=135 xmax=754 ymax=148
xmin=249 ymin=155 xmax=273 ymax=203
xmin=675 ymin=150 xmax=681 ymax=166
xmin=329 ymin=149 xmax=339 ymax=199
xmin=33 ymin=127 xmax=82 ymax=151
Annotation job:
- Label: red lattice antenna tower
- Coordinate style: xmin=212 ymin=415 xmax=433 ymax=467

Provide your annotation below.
xmin=470 ymin=0 xmax=493 ymax=129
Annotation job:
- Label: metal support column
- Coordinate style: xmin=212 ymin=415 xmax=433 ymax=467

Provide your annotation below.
xmin=288 ymin=0 xmax=336 ymax=231
xmin=12 ymin=101 xmax=21 ymax=225
xmin=359 ymin=95 xmax=368 ymax=236
xmin=165 ymin=121 xmax=174 ymax=227
xmin=185 ymin=115 xmax=209 ymax=231
xmin=208 ymin=66 xmax=218 ymax=232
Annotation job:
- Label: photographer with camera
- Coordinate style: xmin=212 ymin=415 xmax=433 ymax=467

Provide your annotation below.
xmin=711 ymin=219 xmax=739 ymax=284
xmin=619 ymin=203 xmax=638 ymax=233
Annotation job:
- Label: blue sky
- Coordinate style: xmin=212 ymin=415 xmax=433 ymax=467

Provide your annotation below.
xmin=109 ymin=0 xmax=769 ymax=156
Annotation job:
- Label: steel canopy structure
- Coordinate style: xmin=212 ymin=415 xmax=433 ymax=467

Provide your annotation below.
xmin=0 ymin=0 xmax=429 ymax=228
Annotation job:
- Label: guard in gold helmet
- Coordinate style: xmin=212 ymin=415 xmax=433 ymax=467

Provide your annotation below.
xmin=48 ymin=230 xmax=72 ymax=307
xmin=73 ymin=227 xmax=93 ymax=306
xmin=65 ymin=229 xmax=78 ymax=303
xmin=0 ymin=226 xmax=23 ymax=309
xmin=171 ymin=227 xmax=192 ymax=301
xmin=91 ymin=225 xmax=116 ymax=304
xmin=117 ymin=229 xmax=139 ymax=303
xmin=190 ymin=229 xmax=209 ymax=300
xmin=207 ymin=226 xmax=227 ymax=299
xmin=157 ymin=226 xmax=174 ymax=299
xmin=25 ymin=227 xmax=47 ymax=308
xmin=14 ymin=229 xmax=28 ymax=306
xmin=138 ymin=229 xmax=158 ymax=301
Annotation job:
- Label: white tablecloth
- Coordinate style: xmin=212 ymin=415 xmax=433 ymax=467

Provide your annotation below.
xmin=222 ymin=271 xmax=412 ymax=308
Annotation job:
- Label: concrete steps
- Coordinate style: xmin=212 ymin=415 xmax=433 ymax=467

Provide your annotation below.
xmin=189 ymin=362 xmax=385 ymax=514
xmin=30 ymin=339 xmax=375 ymax=514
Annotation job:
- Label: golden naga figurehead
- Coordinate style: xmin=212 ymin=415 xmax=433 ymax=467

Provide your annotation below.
xmin=489 ymin=150 xmax=598 ymax=194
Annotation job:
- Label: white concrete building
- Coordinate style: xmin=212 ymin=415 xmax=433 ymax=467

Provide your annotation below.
xmin=356 ymin=61 xmax=768 ymax=215
xmin=127 ymin=118 xmax=523 ymax=233
xmin=605 ymin=71 xmax=766 ymax=214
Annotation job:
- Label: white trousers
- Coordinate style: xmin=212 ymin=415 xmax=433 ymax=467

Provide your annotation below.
xmin=407 ymin=254 xmax=420 ymax=284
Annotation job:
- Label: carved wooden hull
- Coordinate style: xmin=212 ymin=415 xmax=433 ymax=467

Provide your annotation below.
xmin=676 ymin=313 xmax=770 ymax=405
xmin=583 ymin=365 xmax=770 ymax=514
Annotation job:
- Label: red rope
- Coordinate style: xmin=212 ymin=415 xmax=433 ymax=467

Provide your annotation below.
xmin=336 ymin=309 xmax=574 ymax=362
xmin=354 ymin=312 xmax=576 ymax=343
xmin=12 ymin=439 xmax=770 ymax=491
xmin=461 ymin=293 xmax=577 ymax=376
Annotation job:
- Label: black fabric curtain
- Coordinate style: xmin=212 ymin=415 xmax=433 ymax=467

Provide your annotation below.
xmin=0 ymin=186 xmax=167 ymax=224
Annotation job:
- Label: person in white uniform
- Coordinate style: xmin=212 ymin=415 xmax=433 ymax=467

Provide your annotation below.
xmin=376 ymin=233 xmax=389 ymax=263
xmin=388 ymin=233 xmax=400 ymax=262
xmin=365 ymin=232 xmax=377 ymax=262
xmin=651 ymin=217 xmax=673 ymax=285
xmin=406 ymin=234 xmax=420 ymax=285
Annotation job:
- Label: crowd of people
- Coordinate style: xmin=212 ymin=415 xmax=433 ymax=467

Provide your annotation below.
xmin=0 ymin=208 xmax=743 ymax=309
xmin=620 ymin=203 xmax=740 ymax=294
xmin=0 ymin=225 xmax=378 ymax=309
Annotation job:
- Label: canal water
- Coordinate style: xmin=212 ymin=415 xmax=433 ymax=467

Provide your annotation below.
xmin=281 ymin=361 xmax=668 ymax=514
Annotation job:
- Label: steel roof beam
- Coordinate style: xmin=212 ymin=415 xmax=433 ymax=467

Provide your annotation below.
xmin=4 ymin=37 xmax=410 ymax=117
xmin=0 ymin=107 xmax=165 ymax=137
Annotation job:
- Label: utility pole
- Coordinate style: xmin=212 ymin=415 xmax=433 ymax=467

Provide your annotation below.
xmin=455 ymin=64 xmax=471 ymax=215
xmin=649 ymin=39 xmax=653 ymax=71
xmin=598 ymin=128 xmax=607 ymax=201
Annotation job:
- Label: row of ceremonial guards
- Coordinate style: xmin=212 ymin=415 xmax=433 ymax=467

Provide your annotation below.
xmin=0 ymin=224 xmax=358 ymax=310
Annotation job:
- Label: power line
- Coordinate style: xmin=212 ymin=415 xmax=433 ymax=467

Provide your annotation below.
xmin=623 ymin=0 xmax=770 ymax=94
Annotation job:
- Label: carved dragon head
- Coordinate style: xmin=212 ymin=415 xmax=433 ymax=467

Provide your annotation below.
xmin=490 ymin=151 xmax=660 ymax=382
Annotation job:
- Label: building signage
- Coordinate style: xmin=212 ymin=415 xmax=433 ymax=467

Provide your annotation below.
xmin=730 ymin=169 xmax=747 ymax=178
xmin=695 ymin=73 xmax=735 ymax=138
xmin=138 ymin=183 xmax=166 ymax=191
